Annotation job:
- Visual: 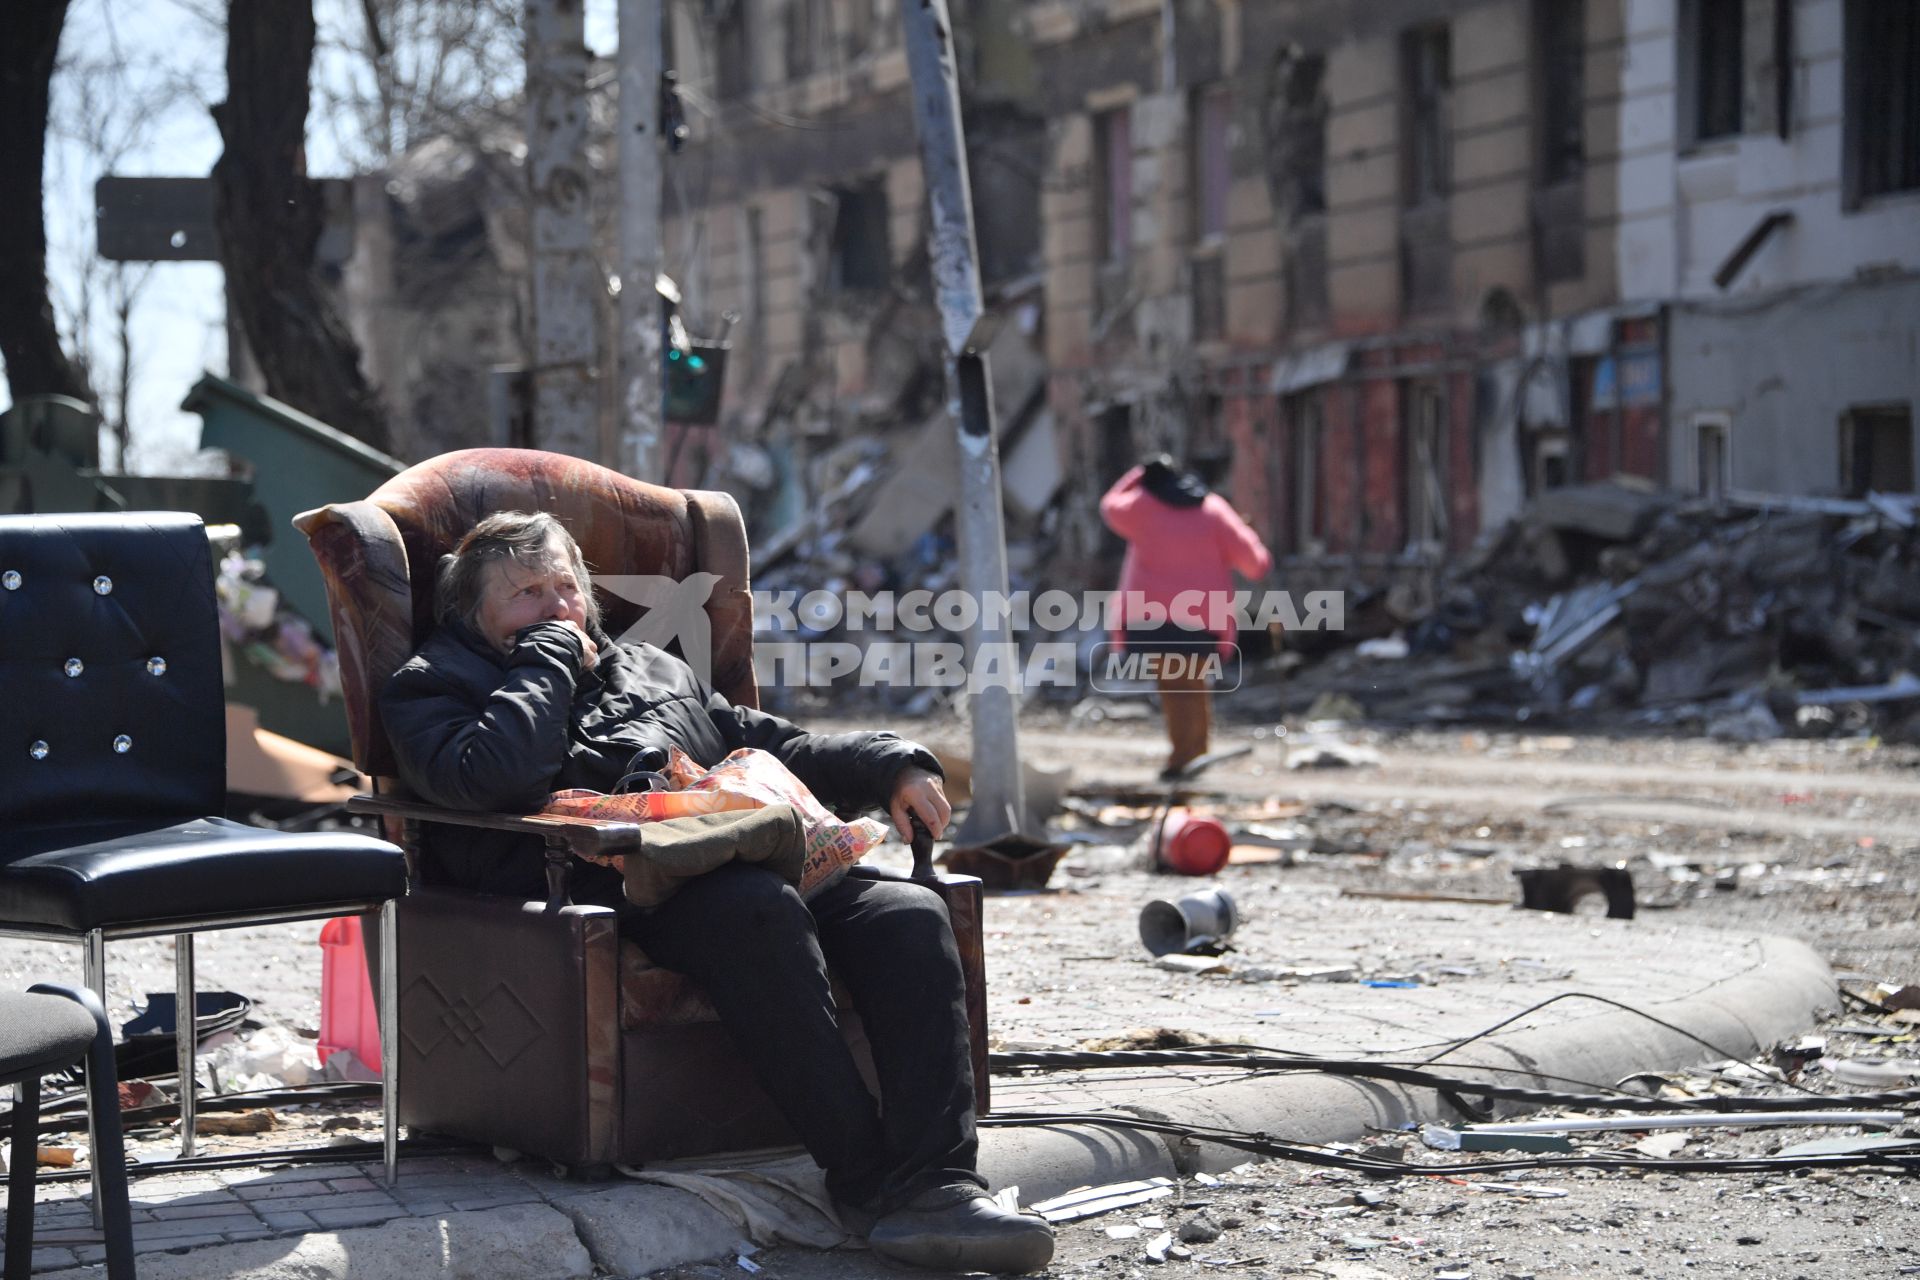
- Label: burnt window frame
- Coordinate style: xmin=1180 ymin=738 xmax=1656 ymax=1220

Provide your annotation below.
xmin=1682 ymin=0 xmax=1745 ymax=147
xmin=1534 ymin=0 xmax=1587 ymax=185
xmin=1401 ymin=24 xmax=1452 ymax=209
xmin=1190 ymin=84 xmax=1234 ymax=244
xmin=1093 ymin=106 xmax=1134 ymax=265
xmin=1839 ymin=404 xmax=1916 ymax=498
xmin=1842 ymin=0 xmax=1920 ymax=207
xmin=714 ymin=0 xmax=753 ymax=100
xmin=825 ymin=177 xmax=891 ymax=294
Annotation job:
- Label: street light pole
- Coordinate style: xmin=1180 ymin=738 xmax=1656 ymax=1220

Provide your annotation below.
xmin=617 ymin=0 xmax=665 ymax=481
xmin=898 ymin=0 xmax=1028 ymax=843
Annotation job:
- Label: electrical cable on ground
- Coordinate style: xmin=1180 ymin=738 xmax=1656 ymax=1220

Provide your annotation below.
xmin=987 ymin=1049 xmax=1920 ymax=1114
xmin=978 ymin=1109 xmax=1920 ymax=1178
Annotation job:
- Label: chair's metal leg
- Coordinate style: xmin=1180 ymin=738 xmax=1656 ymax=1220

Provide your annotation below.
xmin=379 ymin=899 xmax=400 ymax=1186
xmin=7 ymin=1078 xmax=41 ymax=1280
xmin=81 ymin=930 xmax=106 ymax=1233
xmin=85 ymin=1011 xmax=136 ymax=1280
xmin=176 ymin=932 xmax=196 ymax=1159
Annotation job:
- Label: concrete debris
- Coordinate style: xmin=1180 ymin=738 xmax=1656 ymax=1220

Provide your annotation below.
xmin=1270 ymin=484 xmax=1920 ymax=739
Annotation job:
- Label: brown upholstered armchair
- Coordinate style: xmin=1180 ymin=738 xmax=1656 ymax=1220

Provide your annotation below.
xmin=295 ymin=448 xmax=987 ymax=1169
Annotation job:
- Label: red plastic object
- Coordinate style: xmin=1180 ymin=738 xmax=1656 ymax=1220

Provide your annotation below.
xmin=318 ymin=916 xmax=382 ymax=1072
xmin=1158 ymin=809 xmax=1231 ymax=876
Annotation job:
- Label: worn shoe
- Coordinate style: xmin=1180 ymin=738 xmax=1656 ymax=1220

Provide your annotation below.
xmin=867 ymin=1194 xmax=1055 ymax=1273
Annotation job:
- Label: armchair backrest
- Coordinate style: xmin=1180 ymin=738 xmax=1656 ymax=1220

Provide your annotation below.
xmin=0 ymin=512 xmax=226 ymax=827
xmin=296 ymin=448 xmax=757 ymax=779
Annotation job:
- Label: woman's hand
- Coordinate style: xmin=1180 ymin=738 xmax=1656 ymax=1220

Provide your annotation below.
xmin=888 ymin=767 xmax=951 ymax=843
xmin=560 ymin=620 xmax=601 ymax=671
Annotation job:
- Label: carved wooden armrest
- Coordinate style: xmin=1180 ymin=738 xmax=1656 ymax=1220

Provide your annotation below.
xmin=348 ymin=793 xmax=646 ymax=910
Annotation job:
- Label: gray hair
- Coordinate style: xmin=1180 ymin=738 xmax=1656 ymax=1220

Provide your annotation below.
xmin=435 ymin=510 xmax=602 ymax=632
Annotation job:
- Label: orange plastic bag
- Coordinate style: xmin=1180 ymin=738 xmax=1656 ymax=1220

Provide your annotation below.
xmin=544 ymin=747 xmax=890 ymax=895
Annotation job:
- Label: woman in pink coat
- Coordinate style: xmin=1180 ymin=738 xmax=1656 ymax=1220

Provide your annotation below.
xmin=1100 ymin=456 xmax=1273 ymax=778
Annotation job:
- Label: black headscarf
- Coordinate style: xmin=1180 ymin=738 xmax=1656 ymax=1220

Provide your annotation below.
xmin=1140 ymin=455 xmax=1209 ymax=508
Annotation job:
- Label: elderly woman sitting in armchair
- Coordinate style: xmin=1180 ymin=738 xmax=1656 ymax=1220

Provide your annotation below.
xmin=378 ymin=510 xmax=1053 ymax=1275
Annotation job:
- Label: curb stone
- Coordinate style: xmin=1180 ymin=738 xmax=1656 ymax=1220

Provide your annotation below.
xmin=40 ymin=1202 xmax=591 ymax=1280
xmin=550 ymin=1183 xmax=744 ymax=1277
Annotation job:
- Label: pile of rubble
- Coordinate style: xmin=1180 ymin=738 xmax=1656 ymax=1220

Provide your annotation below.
xmin=1269 ymin=481 xmax=1920 ymax=740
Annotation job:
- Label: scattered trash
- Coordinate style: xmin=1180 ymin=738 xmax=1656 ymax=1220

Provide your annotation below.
xmin=1632 ymin=1133 xmax=1691 ymax=1158
xmin=36 ymin=1145 xmax=81 ymax=1168
xmin=1155 ymin=953 xmax=1229 ymax=974
xmin=1514 ymin=864 xmax=1636 ymax=919
xmin=1155 ymin=809 xmax=1233 ymax=876
xmin=1139 ymin=887 xmax=1240 ymax=956
xmin=1355 ymin=636 xmax=1410 ymax=660
xmin=1465 ymin=1182 xmax=1569 ymax=1198
xmin=1463 ymin=1110 xmax=1903 ymax=1134
xmin=1286 ymin=740 xmax=1384 ymax=770
xmin=1144 ymin=1230 xmax=1176 ymax=1262
xmin=1421 ymin=1125 xmax=1572 ymax=1154
xmin=1079 ymin=1027 xmax=1227 ymax=1051
xmin=942 ymin=833 xmax=1072 ymax=890
xmin=1029 ymin=1177 xmax=1175 ymax=1223
xmin=195 ymin=1108 xmax=277 ymax=1135
xmin=1775 ymin=1135 xmax=1920 ymax=1158
xmin=1817 ymin=1057 xmax=1920 ymax=1086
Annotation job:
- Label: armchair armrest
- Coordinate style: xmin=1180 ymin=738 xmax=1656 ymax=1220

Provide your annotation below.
xmin=350 ymin=792 xmax=646 ymax=911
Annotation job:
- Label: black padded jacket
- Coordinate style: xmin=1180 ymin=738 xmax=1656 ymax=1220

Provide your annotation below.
xmin=379 ymin=617 xmax=942 ymax=900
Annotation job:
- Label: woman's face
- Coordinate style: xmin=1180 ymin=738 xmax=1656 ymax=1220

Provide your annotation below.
xmin=475 ymin=540 xmax=590 ymax=654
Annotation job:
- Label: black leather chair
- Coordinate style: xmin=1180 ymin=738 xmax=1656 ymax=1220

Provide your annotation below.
xmin=2 ymin=984 xmax=133 ymax=1279
xmin=0 ymin=512 xmax=409 ymax=1182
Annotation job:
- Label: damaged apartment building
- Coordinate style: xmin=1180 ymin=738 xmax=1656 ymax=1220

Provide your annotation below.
xmin=334 ymin=0 xmax=1919 ymax=597
xmin=654 ymin=0 xmax=1918 ymax=593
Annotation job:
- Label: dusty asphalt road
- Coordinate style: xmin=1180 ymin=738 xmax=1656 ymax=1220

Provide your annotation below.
xmin=4 ymin=715 xmax=1917 ymax=1277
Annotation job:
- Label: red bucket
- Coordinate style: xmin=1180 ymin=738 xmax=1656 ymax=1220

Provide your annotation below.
xmin=318 ymin=916 xmax=382 ymax=1072
xmin=1157 ymin=809 xmax=1231 ymax=876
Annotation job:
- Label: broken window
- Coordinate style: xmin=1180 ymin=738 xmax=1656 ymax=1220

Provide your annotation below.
xmin=1400 ymin=25 xmax=1452 ymax=313
xmin=1532 ymin=0 xmax=1587 ymax=287
xmin=1093 ymin=107 xmax=1133 ymax=264
xmin=1191 ymin=86 xmax=1232 ymax=243
xmin=741 ymin=204 xmax=765 ymax=357
xmin=1844 ymin=0 xmax=1920 ymax=205
xmin=1401 ymin=25 xmax=1451 ymax=208
xmin=1694 ymin=414 xmax=1731 ymax=499
xmin=1287 ymin=390 xmax=1325 ymax=554
xmin=1535 ymin=0 xmax=1586 ymax=184
xmin=714 ymin=0 xmax=752 ymax=100
xmin=1403 ymin=382 xmax=1450 ymax=553
xmin=970 ymin=118 xmax=1047 ymax=286
xmin=1264 ymin=47 xmax=1328 ymax=223
xmin=1263 ymin=45 xmax=1329 ymax=330
xmin=785 ymin=0 xmax=822 ymax=80
xmin=826 ymin=179 xmax=889 ymax=293
xmin=1840 ymin=405 xmax=1915 ymax=497
xmin=1684 ymin=0 xmax=1744 ymax=144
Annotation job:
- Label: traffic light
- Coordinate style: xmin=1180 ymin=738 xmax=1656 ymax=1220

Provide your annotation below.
xmin=665 ymin=340 xmax=728 ymax=425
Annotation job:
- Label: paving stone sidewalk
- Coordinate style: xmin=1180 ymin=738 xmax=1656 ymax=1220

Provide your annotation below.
xmin=4 ymin=876 xmax=1834 ymax=1278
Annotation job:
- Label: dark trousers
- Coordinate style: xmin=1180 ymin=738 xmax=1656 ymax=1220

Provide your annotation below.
xmin=619 ymin=862 xmax=983 ymax=1213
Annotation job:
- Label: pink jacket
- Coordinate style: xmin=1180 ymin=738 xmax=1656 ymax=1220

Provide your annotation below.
xmin=1099 ymin=465 xmax=1273 ymax=650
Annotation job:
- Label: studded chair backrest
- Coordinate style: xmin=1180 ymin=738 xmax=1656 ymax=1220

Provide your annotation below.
xmin=296 ymin=448 xmax=757 ymax=779
xmin=0 ymin=512 xmax=226 ymax=827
